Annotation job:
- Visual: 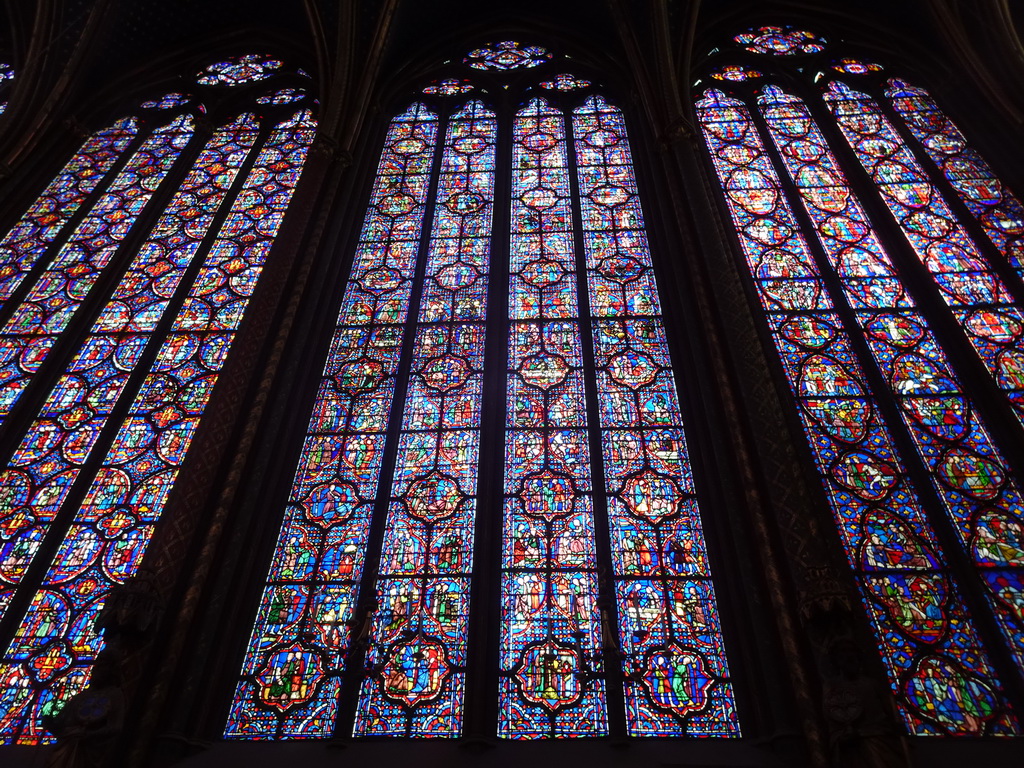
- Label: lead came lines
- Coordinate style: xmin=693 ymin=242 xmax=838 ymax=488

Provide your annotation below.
xmin=0 ymin=116 xmax=193 ymax=423
xmin=824 ymin=81 xmax=1024 ymax=428
xmin=0 ymin=119 xmax=138 ymax=308
xmin=0 ymin=117 xmax=257 ymax=636
xmin=758 ymin=84 xmax=1024 ymax=679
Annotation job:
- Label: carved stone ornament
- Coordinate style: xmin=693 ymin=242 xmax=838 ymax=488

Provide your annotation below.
xmin=659 ymin=114 xmax=696 ymax=145
xmin=46 ymin=569 xmax=163 ymax=766
xmin=95 ymin=566 xmax=162 ymax=637
xmin=43 ymin=645 xmax=126 ymax=768
xmin=310 ymin=133 xmax=352 ymax=167
xmin=820 ymin=633 xmax=910 ymax=768
xmin=798 ymin=564 xmax=852 ymax=619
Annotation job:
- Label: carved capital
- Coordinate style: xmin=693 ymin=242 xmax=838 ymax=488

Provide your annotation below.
xmin=798 ymin=565 xmax=852 ymax=619
xmin=311 ymin=134 xmax=352 ymax=167
xmin=96 ymin=566 xmax=163 ymax=637
xmin=660 ymin=114 xmax=696 ymax=146
xmin=61 ymin=117 xmax=90 ymax=141
xmin=813 ymin=620 xmax=910 ymax=768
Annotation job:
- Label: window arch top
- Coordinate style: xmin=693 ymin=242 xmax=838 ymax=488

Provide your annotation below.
xmin=196 ymin=53 xmax=285 ymax=86
xmin=413 ymin=43 xmax=604 ymax=108
xmin=833 ymin=58 xmax=883 ymax=75
xmin=463 ymin=40 xmax=552 ymax=71
xmin=733 ymin=25 xmax=827 ymax=56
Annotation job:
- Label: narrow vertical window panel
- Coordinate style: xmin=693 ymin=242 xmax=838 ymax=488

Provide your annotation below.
xmin=574 ymin=96 xmax=740 ymax=737
xmin=697 ymin=88 xmax=1016 ymax=735
xmin=759 ymin=85 xmax=1024 ymax=677
xmin=823 ymin=81 xmax=1024 ymax=426
xmin=353 ymin=101 xmax=495 ymax=738
xmin=0 ymin=114 xmax=263 ymax=745
xmin=499 ymin=99 xmax=607 ymax=738
xmin=0 ymin=118 xmax=138 ymax=306
xmin=226 ymin=104 xmax=437 ymax=739
xmin=0 ymin=116 xmax=194 ymax=423
xmin=886 ymin=79 xmax=1024 ymax=280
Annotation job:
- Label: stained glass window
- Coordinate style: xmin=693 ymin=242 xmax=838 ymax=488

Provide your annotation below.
xmin=139 ymin=93 xmax=191 ymax=110
xmin=886 ymin=78 xmax=1024 ymax=287
xmin=0 ymin=56 xmax=315 ymax=745
xmin=708 ymin=66 xmax=762 ymax=83
xmin=833 ymin=59 xmax=882 ymax=75
xmin=697 ymin=27 xmax=1024 ymax=735
xmin=228 ymin=43 xmax=740 ymax=741
xmin=539 ymin=74 xmax=592 ymax=91
xmin=257 ymin=88 xmax=307 ymax=105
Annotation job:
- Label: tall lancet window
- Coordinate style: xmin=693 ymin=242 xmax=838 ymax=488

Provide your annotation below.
xmin=696 ymin=24 xmax=1024 ymax=735
xmin=227 ymin=43 xmax=740 ymax=740
xmin=0 ymin=53 xmax=316 ymax=744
